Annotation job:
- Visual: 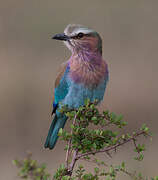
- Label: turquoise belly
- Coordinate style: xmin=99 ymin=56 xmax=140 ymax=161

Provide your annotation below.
xmin=63 ymin=79 xmax=107 ymax=108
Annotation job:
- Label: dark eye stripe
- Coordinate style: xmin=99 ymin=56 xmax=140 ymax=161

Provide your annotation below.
xmin=71 ymin=32 xmax=85 ymax=39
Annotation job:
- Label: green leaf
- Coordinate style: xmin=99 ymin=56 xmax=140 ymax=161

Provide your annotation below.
xmin=93 ymin=143 xmax=97 ymax=149
xmin=58 ymin=128 xmax=63 ymax=136
xmin=94 ymin=167 xmax=99 ymax=174
xmin=70 ymin=124 xmax=75 ymax=129
xmin=121 ymin=162 xmax=125 ymax=170
xmin=12 ymin=160 xmax=19 ymax=166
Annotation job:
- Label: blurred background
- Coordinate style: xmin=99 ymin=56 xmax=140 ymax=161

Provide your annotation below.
xmin=0 ymin=0 xmax=158 ymax=179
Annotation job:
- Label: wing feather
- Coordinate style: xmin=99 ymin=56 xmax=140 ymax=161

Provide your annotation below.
xmin=55 ymin=62 xmax=68 ymax=88
xmin=51 ymin=62 xmax=69 ymax=114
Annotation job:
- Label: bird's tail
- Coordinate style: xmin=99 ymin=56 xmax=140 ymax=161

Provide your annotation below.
xmin=44 ymin=112 xmax=67 ymax=149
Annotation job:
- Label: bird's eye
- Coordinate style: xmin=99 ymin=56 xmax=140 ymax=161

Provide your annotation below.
xmin=77 ymin=32 xmax=84 ymax=38
xmin=71 ymin=32 xmax=84 ymax=39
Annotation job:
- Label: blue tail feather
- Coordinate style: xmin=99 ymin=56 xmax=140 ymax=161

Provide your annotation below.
xmin=44 ymin=112 xmax=67 ymax=149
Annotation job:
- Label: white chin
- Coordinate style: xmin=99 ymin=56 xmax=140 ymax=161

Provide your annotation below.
xmin=64 ymin=41 xmax=73 ymax=52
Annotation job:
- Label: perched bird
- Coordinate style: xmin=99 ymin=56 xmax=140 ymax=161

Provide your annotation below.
xmin=44 ymin=24 xmax=109 ymax=149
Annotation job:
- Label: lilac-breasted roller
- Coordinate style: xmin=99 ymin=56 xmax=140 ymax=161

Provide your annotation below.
xmin=44 ymin=24 xmax=109 ymax=149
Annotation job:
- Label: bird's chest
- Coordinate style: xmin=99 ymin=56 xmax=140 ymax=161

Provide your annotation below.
xmin=69 ymin=60 xmax=106 ymax=89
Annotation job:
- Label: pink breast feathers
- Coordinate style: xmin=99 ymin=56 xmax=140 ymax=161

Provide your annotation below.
xmin=69 ymin=58 xmax=108 ymax=89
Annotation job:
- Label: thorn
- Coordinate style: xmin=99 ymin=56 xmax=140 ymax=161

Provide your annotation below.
xmin=105 ymin=151 xmax=112 ymax=158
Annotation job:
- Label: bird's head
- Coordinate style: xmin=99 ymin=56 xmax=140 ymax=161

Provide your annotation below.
xmin=52 ymin=24 xmax=102 ymax=54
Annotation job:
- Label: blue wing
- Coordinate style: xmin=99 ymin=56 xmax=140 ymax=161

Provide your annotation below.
xmin=45 ymin=62 xmax=70 ymax=149
xmin=51 ymin=62 xmax=70 ymax=114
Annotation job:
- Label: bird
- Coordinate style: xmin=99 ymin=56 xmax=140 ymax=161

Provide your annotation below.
xmin=44 ymin=24 xmax=109 ymax=149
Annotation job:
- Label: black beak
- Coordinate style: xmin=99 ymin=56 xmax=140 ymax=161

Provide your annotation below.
xmin=52 ymin=33 xmax=70 ymax=41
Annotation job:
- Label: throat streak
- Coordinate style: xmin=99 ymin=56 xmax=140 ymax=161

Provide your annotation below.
xmin=69 ymin=52 xmax=107 ymax=89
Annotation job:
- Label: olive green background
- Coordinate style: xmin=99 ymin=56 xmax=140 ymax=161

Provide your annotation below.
xmin=0 ymin=0 xmax=158 ymax=179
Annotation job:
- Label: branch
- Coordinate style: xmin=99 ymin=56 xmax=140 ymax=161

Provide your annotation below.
xmin=67 ymin=149 xmax=78 ymax=176
xmin=66 ymin=114 xmax=77 ymax=168
xmin=77 ymin=131 xmax=146 ymax=159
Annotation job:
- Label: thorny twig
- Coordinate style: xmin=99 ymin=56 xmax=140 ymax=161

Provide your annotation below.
xmin=132 ymin=138 xmax=140 ymax=154
xmin=77 ymin=131 xmax=146 ymax=159
xmin=67 ymin=149 xmax=79 ymax=176
xmin=62 ymin=104 xmax=151 ymax=178
xmin=66 ymin=114 xmax=77 ymax=168
xmin=65 ymin=130 xmax=148 ymax=177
